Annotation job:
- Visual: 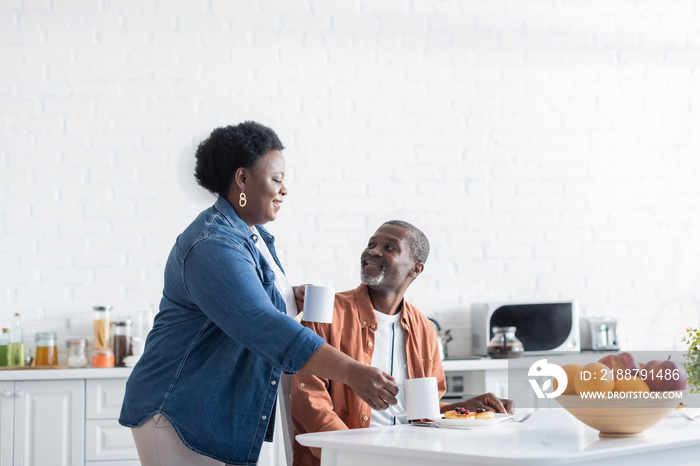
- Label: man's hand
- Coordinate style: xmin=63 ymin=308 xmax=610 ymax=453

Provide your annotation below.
xmin=442 ymin=393 xmax=514 ymax=414
xmin=347 ymin=364 xmax=399 ymax=410
xmin=292 ymin=284 xmax=311 ymax=312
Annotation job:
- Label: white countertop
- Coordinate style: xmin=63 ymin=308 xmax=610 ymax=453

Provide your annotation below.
xmin=0 ymin=367 xmax=133 ymax=381
xmin=296 ymin=409 xmax=700 ymax=466
xmin=0 ymin=354 xmax=615 ymax=379
xmin=441 ymin=358 xmax=509 ymax=371
xmin=441 ymin=352 xmax=621 ymax=372
xmin=0 ymin=352 xmax=619 ymax=380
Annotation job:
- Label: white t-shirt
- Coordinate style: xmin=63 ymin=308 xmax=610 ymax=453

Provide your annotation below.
xmin=370 ymin=310 xmax=409 ymax=426
xmin=253 ymin=227 xmax=298 ymax=318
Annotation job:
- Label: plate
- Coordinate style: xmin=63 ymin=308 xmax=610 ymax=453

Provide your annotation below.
xmin=668 ymin=407 xmax=700 ymax=417
xmin=123 ymin=355 xmax=140 ymax=368
xmin=430 ymin=413 xmax=513 ymax=429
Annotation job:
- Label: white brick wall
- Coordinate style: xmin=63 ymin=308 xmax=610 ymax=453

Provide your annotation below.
xmin=1 ymin=0 xmax=699 ymax=356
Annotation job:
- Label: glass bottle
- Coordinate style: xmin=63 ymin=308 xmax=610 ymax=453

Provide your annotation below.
xmin=67 ymin=338 xmax=89 ymax=368
xmin=8 ymin=313 xmax=24 ymax=367
xmin=0 ymin=328 xmax=9 ymax=366
xmin=93 ymin=305 xmax=111 ymax=349
xmin=111 ymin=320 xmax=132 ymax=367
xmin=487 ymin=326 xmax=524 ymax=359
xmin=35 ymin=332 xmax=59 ymax=366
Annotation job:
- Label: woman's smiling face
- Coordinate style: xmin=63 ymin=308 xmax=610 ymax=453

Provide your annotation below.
xmin=238 ymin=149 xmax=288 ymax=226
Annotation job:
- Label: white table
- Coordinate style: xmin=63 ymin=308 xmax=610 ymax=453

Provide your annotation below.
xmin=296 ymin=409 xmax=700 ymax=466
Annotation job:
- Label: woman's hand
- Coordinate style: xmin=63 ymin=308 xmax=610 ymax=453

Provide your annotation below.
xmin=346 ymin=364 xmax=399 ymax=410
xmin=300 ymin=343 xmax=398 ymax=410
xmin=442 ymin=393 xmax=514 ymax=414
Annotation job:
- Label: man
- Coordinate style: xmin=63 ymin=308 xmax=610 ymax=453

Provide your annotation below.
xmin=291 ymin=220 xmax=514 ymax=466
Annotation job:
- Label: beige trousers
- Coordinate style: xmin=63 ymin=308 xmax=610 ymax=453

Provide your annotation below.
xmin=131 ymin=414 xmax=234 ymax=466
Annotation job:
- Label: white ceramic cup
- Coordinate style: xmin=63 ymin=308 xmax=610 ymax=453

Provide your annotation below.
xmin=302 ymin=285 xmax=335 ymax=323
xmin=389 ymin=377 xmax=441 ymax=420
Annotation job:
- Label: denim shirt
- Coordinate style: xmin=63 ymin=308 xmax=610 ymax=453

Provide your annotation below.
xmin=119 ymin=196 xmax=325 ymax=465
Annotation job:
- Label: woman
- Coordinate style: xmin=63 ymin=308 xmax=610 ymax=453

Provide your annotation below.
xmin=119 ymin=121 xmax=398 ymax=466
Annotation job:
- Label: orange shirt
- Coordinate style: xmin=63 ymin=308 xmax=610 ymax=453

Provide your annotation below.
xmin=291 ymin=284 xmax=446 ymax=466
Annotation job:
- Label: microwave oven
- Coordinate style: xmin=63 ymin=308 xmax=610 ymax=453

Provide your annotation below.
xmin=471 ymin=301 xmax=580 ymax=356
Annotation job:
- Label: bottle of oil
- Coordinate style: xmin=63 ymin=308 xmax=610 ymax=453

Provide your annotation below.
xmin=0 ymin=327 xmax=9 ymax=366
xmin=8 ymin=313 xmax=25 ymax=367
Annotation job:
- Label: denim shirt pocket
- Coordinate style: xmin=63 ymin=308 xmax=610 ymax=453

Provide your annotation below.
xmin=258 ymin=265 xmax=276 ymax=285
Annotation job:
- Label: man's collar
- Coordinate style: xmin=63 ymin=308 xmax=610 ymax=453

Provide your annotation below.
xmin=354 ymin=283 xmax=410 ymax=327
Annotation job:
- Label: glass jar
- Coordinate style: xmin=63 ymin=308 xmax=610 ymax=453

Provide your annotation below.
xmin=34 ymin=332 xmax=59 ymax=366
xmin=93 ymin=305 xmax=111 ymax=348
xmin=67 ymin=338 xmax=89 ymax=368
xmin=91 ymin=347 xmax=114 ymax=368
xmin=487 ymin=326 xmax=524 ymax=359
xmin=110 ymin=320 xmax=132 ymax=367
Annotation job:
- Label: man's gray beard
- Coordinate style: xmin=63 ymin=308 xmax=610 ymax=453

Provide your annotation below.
xmin=361 ymin=270 xmax=385 ymax=286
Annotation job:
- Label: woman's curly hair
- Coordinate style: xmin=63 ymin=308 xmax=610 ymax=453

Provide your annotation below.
xmin=194 ymin=121 xmax=285 ymax=196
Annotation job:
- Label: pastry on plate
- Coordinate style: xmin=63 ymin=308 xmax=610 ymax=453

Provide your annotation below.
xmin=444 ymin=407 xmax=495 ymax=420
xmin=475 ymin=408 xmax=494 ymax=419
xmin=444 ymin=407 xmax=475 ymax=419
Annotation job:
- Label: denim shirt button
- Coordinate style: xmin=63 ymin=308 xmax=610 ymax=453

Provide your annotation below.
xmin=271 ymin=380 xmax=276 ymax=385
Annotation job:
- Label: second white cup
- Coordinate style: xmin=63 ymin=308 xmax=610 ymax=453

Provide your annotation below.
xmin=389 ymin=376 xmax=441 ymax=421
xmin=302 ymin=285 xmax=335 ymax=323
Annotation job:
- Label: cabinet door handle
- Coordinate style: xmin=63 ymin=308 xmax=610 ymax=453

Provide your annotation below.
xmin=15 ymin=390 xmax=25 ymax=398
xmin=2 ymin=390 xmax=12 ymax=398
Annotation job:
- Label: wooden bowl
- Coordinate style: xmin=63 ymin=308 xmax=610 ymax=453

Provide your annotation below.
xmin=554 ymin=392 xmax=684 ymax=438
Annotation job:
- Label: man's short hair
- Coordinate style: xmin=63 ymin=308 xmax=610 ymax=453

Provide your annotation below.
xmin=382 ymin=220 xmax=430 ymax=264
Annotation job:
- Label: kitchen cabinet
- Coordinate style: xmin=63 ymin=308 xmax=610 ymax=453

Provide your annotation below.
xmin=0 ymin=379 xmax=84 ymax=466
xmin=85 ymin=379 xmax=139 ymax=464
xmin=442 ymin=353 xmax=621 ymax=410
xmin=0 ymin=369 xmax=138 ymax=466
xmin=0 ymin=369 xmax=283 ymax=466
xmin=1 ymin=382 xmax=13 ymax=466
xmin=441 ymin=359 xmax=510 ymax=401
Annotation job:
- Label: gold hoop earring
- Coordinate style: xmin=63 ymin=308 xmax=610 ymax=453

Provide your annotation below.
xmin=239 ymin=192 xmax=247 ymax=207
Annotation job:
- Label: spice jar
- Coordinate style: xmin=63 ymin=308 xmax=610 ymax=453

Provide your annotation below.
xmin=34 ymin=332 xmax=59 ymax=366
xmin=487 ymin=326 xmax=524 ymax=359
xmin=91 ymin=347 xmax=114 ymax=368
xmin=67 ymin=338 xmax=89 ymax=368
xmin=110 ymin=320 xmax=132 ymax=367
xmin=92 ymin=305 xmax=111 ymax=349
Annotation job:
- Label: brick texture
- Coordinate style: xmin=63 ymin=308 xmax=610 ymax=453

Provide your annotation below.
xmin=1 ymin=0 xmax=699 ymax=355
